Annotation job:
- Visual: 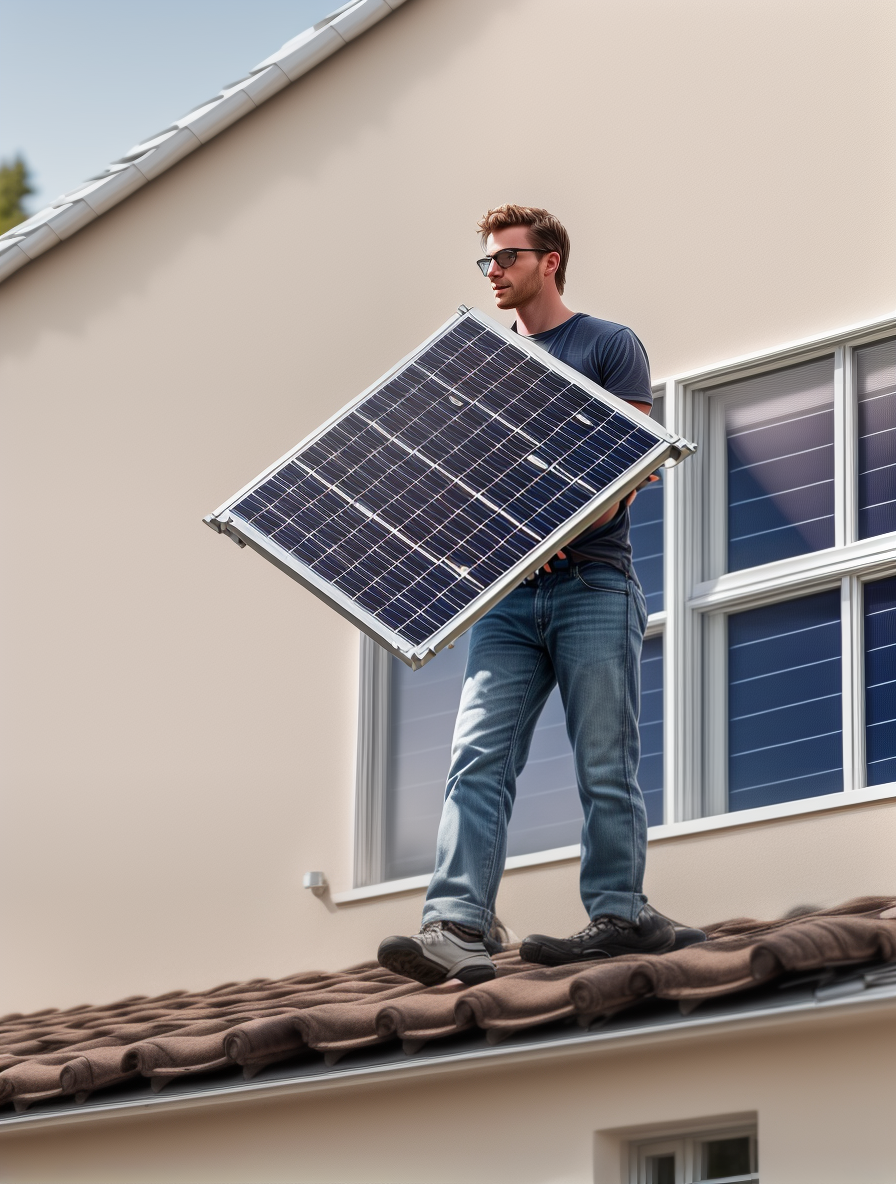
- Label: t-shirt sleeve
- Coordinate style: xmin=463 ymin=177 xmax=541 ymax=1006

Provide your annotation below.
xmin=593 ymin=328 xmax=653 ymax=406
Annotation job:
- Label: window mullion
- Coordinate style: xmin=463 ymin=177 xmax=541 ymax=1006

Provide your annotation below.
xmin=703 ymin=611 xmax=728 ymax=815
xmin=353 ymin=634 xmax=390 ymax=886
xmin=666 ymin=378 xmax=704 ymax=821
xmin=841 ymin=574 xmax=866 ymax=791
xmin=834 ymin=345 xmax=857 ymax=548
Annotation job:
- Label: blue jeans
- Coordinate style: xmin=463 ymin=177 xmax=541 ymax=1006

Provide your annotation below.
xmin=422 ymin=561 xmax=649 ymax=932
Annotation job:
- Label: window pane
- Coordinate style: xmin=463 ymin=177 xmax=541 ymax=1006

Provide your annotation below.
xmin=640 ymin=635 xmax=664 ymax=826
xmin=856 ymin=336 xmax=896 ymax=539
xmin=630 ymin=394 xmax=665 ymax=613
xmin=722 ymin=357 xmax=835 ymax=571
xmin=384 ymin=623 xmax=665 ymax=878
xmin=728 ymin=590 xmax=842 ymax=811
xmin=699 ymin=1136 xmax=751 ymax=1179
xmin=864 ymin=575 xmax=896 ymax=787
xmin=630 ymin=470 xmax=664 ymax=614
xmin=385 ymin=638 xmax=470 ymax=880
xmin=646 ymin=1154 xmax=676 ymax=1184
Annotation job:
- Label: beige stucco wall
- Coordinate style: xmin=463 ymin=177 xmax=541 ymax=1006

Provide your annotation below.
xmin=2 ymin=0 xmax=895 ymax=1016
xmin=1 ymin=1007 xmax=894 ymax=1183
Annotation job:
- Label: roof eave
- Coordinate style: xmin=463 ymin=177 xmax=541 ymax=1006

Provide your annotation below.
xmin=2 ymin=976 xmax=893 ymax=1138
xmin=0 ymin=0 xmax=408 ymax=287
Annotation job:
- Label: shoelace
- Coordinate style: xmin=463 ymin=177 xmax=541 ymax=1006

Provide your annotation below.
xmin=420 ymin=921 xmax=482 ymax=945
xmin=419 ymin=922 xmax=446 ymax=944
xmin=568 ymin=916 xmax=635 ymax=946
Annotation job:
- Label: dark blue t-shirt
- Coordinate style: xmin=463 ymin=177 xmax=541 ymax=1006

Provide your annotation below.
xmin=518 ymin=313 xmax=652 ymax=578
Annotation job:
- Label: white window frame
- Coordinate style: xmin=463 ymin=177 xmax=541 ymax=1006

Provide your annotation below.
xmin=353 ymin=313 xmax=896 ymax=889
xmin=630 ymin=1124 xmax=759 ymax=1184
xmin=669 ymin=315 xmax=896 ymax=820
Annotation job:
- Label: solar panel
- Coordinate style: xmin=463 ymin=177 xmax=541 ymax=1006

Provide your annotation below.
xmin=205 ymin=307 xmax=695 ymax=668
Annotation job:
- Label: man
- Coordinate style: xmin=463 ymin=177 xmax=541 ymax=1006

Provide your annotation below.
xmin=378 ymin=205 xmax=679 ymax=988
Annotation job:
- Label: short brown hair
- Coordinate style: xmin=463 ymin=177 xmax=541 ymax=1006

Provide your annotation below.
xmin=477 ymin=204 xmax=571 ymax=294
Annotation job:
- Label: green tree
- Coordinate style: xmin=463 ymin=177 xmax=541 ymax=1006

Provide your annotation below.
xmin=0 ymin=156 xmax=35 ymax=235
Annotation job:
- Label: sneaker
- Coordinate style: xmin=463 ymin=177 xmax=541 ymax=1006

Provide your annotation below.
xmin=377 ymin=921 xmax=497 ymax=987
xmin=520 ymin=903 xmax=676 ymax=966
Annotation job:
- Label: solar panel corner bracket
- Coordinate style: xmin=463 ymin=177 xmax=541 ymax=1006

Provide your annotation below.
xmin=665 ymin=435 xmax=698 ymax=465
xmin=204 ymin=512 xmax=246 ymax=547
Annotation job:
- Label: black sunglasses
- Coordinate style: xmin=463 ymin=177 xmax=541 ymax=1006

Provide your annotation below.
xmin=476 ymin=247 xmax=547 ymax=276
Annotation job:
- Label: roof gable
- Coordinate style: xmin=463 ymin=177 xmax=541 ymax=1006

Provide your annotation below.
xmin=0 ymin=0 xmax=407 ymax=287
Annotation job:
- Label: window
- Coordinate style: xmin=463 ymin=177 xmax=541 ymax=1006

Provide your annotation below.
xmin=633 ymin=1127 xmax=758 ymax=1184
xmin=688 ymin=327 xmax=896 ymax=820
xmin=356 ymin=320 xmax=896 ymax=886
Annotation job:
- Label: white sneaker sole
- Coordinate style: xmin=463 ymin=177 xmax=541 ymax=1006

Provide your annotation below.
xmin=377 ymin=936 xmax=496 ymax=986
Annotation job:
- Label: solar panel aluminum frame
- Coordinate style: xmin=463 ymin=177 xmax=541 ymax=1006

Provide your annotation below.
xmin=205 ymin=306 xmax=696 ymax=669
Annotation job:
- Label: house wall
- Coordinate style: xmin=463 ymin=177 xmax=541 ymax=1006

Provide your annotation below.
xmin=1 ymin=1008 xmax=893 ymax=1183
xmin=1 ymin=0 xmax=895 ymax=1015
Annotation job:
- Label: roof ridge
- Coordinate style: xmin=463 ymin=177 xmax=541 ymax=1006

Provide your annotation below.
xmin=0 ymin=0 xmax=407 ymax=287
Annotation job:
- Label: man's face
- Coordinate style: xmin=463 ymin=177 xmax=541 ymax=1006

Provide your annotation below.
xmin=483 ymin=227 xmax=552 ymax=310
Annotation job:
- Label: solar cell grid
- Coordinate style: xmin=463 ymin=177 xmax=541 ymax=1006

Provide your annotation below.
xmin=209 ymin=308 xmax=692 ymax=663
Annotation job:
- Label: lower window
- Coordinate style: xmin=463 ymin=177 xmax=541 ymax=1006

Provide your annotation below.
xmin=384 ymin=625 xmax=663 ymax=883
xmin=633 ymin=1127 xmax=758 ymax=1184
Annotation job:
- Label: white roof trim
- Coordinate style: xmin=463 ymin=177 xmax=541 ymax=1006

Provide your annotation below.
xmin=0 ymin=0 xmax=407 ymax=286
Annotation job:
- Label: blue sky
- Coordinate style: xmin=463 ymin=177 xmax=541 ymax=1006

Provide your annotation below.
xmin=0 ymin=0 xmax=338 ymax=211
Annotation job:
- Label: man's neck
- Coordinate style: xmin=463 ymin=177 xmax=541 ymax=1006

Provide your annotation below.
xmin=514 ymin=288 xmax=576 ymax=336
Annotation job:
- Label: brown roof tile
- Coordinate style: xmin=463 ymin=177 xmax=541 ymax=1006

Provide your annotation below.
xmin=2 ymin=896 xmax=894 ymax=1113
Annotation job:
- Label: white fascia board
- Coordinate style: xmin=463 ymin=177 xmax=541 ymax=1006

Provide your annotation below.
xmin=45 ymin=201 xmax=97 ymax=241
xmin=131 ymin=127 xmax=203 ymax=181
xmin=0 ymin=243 xmax=30 ymax=282
xmin=252 ymin=25 xmax=318 ymax=70
xmin=254 ymin=24 xmax=344 ymax=81
xmin=120 ymin=126 xmax=182 ymax=162
xmin=228 ymin=63 xmax=291 ymax=106
xmin=4 ymin=203 xmax=72 ymax=236
xmin=0 ymin=0 xmax=405 ymax=288
xmin=16 ymin=223 xmax=64 ymax=260
xmin=330 ymin=0 xmax=396 ymax=43
xmin=175 ymin=90 xmax=257 ymax=144
xmin=62 ymin=167 xmax=148 ymax=217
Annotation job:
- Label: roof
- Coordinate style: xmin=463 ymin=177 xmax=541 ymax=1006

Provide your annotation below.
xmin=2 ymin=896 xmax=894 ymax=1129
xmin=0 ymin=0 xmax=407 ymax=288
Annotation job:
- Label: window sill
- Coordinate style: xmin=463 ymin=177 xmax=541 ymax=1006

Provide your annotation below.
xmin=331 ymin=781 xmax=896 ymax=905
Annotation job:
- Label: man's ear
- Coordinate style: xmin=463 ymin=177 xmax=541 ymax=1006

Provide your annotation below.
xmin=542 ymin=251 xmax=561 ymax=279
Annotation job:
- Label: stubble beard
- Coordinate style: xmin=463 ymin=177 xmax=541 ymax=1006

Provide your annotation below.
xmin=494 ymin=267 xmax=544 ymax=311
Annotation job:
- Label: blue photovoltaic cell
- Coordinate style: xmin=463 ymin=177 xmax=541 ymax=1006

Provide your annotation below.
xmin=864 ymin=575 xmax=896 ymax=787
xmin=230 ymin=317 xmax=660 ymax=649
xmin=857 ymin=337 xmax=896 ymax=540
xmin=728 ymin=590 xmax=842 ymax=811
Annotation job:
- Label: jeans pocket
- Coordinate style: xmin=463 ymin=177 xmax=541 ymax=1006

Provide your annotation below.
xmin=575 ymin=564 xmax=629 ymax=593
xmin=632 ymin=582 xmax=648 ymax=630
